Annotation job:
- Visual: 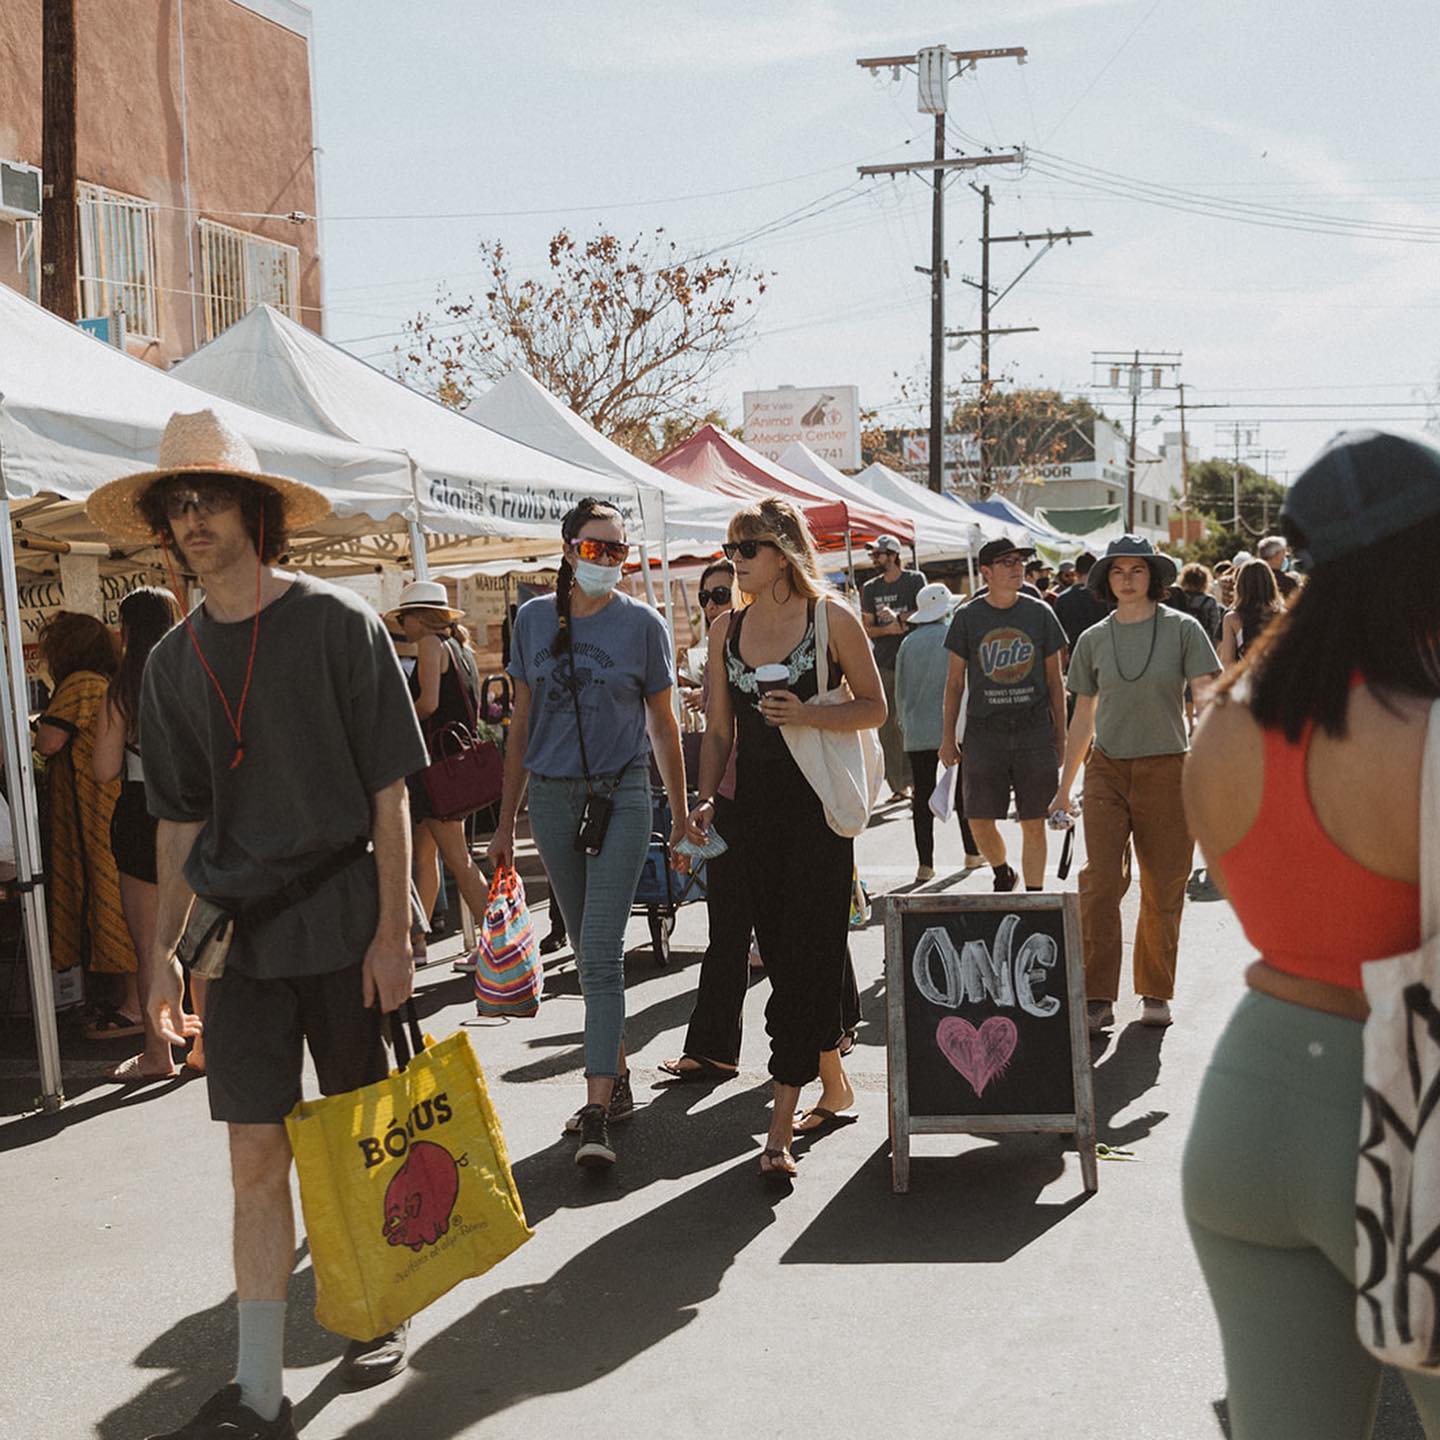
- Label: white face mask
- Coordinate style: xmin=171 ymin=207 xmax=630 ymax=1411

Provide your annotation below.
xmin=574 ymin=559 xmax=622 ymax=598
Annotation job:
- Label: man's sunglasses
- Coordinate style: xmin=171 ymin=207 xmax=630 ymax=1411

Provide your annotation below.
xmin=721 ymin=538 xmax=779 ymax=560
xmin=160 ymin=480 xmax=241 ymax=521
xmin=573 ymin=538 xmax=629 ymax=564
xmin=698 ymin=585 xmax=732 ymax=607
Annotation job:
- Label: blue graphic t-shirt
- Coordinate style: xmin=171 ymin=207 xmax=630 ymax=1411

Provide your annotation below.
xmin=943 ymin=593 xmax=1066 ymax=724
xmin=508 ymin=590 xmax=674 ymax=778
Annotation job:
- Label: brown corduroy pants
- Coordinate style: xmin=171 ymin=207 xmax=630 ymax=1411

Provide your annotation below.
xmin=1078 ymin=748 xmax=1192 ymax=1002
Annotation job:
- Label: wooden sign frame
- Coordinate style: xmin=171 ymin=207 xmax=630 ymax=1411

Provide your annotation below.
xmin=884 ymin=891 xmax=1097 ymax=1195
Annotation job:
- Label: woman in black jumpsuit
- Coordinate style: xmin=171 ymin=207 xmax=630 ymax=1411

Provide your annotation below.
xmin=685 ymin=497 xmax=886 ymax=1180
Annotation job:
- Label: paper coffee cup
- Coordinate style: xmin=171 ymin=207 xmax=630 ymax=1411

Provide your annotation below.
xmin=755 ymin=663 xmax=789 ymax=696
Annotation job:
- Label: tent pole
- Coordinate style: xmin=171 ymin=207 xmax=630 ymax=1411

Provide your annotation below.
xmin=966 ymin=545 xmax=977 ymax=595
xmin=405 ymin=459 xmax=431 ymax=582
xmin=0 ymin=496 xmax=63 ymax=1111
xmin=637 ymin=540 xmax=657 ymax=607
xmin=846 ymin=529 xmax=855 ymax=598
xmin=656 ymin=491 xmax=679 ymax=721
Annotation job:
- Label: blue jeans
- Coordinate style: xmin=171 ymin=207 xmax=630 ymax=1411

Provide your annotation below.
xmin=527 ymin=768 xmax=652 ymax=1078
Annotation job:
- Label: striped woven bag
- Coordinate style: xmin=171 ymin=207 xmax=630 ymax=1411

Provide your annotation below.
xmin=473 ymin=866 xmax=543 ymax=1017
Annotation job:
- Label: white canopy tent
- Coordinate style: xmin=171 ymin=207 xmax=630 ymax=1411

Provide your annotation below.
xmin=173 ymin=307 xmax=664 ymax=567
xmin=777 ymin=442 xmax=983 ymax=565
xmin=0 ymin=285 xmax=426 ymax=1111
xmin=852 ymin=461 xmax=1013 ymax=545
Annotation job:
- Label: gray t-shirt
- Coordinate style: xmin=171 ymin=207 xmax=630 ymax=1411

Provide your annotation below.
xmin=862 ymin=567 xmax=926 ymax=669
xmin=944 ymin=593 xmax=1066 ymax=725
xmin=508 ymin=589 xmax=673 ymax=779
xmin=141 ymin=572 xmax=428 ymax=979
xmin=1067 ymin=607 xmax=1221 ymax=758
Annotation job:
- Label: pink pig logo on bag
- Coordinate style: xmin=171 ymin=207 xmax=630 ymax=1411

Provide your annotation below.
xmin=382 ymin=1141 xmax=464 ymax=1252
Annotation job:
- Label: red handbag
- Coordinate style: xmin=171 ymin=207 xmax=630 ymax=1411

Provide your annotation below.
xmin=417 ymin=642 xmax=504 ymax=822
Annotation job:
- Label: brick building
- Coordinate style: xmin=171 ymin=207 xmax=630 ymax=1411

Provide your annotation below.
xmin=0 ymin=0 xmax=322 ymax=367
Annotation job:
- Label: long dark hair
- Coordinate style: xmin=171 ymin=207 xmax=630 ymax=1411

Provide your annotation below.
xmin=138 ymin=476 xmax=288 ymax=564
xmin=700 ymin=557 xmax=735 ymax=589
xmin=1232 ymin=559 xmax=1282 ymax=652
xmin=554 ymin=497 xmax=625 ymax=655
xmin=1217 ymin=511 xmax=1440 ymax=739
xmin=37 ymin=611 xmax=119 ymax=688
xmin=109 ymin=587 xmax=181 ymax=736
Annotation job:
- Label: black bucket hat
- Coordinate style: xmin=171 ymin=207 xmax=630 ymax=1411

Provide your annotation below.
xmin=1281 ymin=429 xmax=1440 ymax=571
xmin=1088 ymin=535 xmax=1178 ymax=596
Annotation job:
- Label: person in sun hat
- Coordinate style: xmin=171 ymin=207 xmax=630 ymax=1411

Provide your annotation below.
xmin=384 ymin=579 xmax=494 ymax=973
xmin=860 ymin=533 xmax=927 ymax=800
xmin=86 ymin=409 xmax=429 ymax=1439
xmin=895 ymin=581 xmax=982 ymax=882
xmin=1051 ymin=535 xmax=1221 ymax=1036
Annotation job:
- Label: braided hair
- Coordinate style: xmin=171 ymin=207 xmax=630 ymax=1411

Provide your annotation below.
xmin=554 ymin=497 xmax=625 ymax=655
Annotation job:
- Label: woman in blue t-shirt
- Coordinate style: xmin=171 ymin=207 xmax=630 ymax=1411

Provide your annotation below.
xmin=490 ymin=497 xmax=687 ymax=1170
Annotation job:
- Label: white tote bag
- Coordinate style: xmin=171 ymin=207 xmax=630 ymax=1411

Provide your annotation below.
xmin=1356 ymin=698 xmax=1440 ymax=1370
xmin=781 ymin=597 xmax=883 ymax=839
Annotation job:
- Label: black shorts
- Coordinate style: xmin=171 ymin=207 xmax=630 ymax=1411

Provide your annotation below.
xmin=109 ymin=781 xmax=157 ymax=884
xmin=961 ymin=720 xmax=1058 ymax=821
xmin=203 ymin=961 xmax=388 ymax=1125
xmin=406 ymin=770 xmax=433 ymax=825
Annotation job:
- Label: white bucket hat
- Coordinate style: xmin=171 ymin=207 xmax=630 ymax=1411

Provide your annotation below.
xmin=384 ymin=580 xmax=465 ymax=626
xmin=86 ymin=408 xmax=331 ymax=542
xmin=908 ymin=581 xmax=954 ymax=626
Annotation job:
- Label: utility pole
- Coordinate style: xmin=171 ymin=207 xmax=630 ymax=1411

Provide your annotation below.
xmin=41 ymin=0 xmax=79 ymax=321
xmin=950 ymin=197 xmax=1090 ymax=493
xmin=1214 ymin=422 xmax=1259 ymax=532
xmin=1249 ymin=447 xmax=1287 ymax=532
xmin=857 ymin=43 xmax=1026 ymax=493
xmin=1176 ymin=381 xmax=1191 ymax=514
xmin=1092 ymin=352 xmax=1182 ymax=533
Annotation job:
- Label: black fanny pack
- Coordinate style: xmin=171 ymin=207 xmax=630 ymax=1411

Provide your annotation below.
xmin=175 ymin=837 xmax=372 ymax=980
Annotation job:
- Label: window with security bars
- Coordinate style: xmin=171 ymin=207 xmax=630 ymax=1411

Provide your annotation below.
xmin=78 ymin=182 xmax=161 ymax=339
xmin=199 ymin=218 xmax=300 ymax=340
xmin=15 ymin=219 xmax=39 ymax=304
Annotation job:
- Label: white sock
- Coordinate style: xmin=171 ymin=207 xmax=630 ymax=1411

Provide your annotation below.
xmin=234 ymin=1300 xmax=287 ymax=1422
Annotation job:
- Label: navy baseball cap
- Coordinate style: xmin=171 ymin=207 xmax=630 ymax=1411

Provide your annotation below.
xmin=1282 ymin=429 xmax=1440 ymax=570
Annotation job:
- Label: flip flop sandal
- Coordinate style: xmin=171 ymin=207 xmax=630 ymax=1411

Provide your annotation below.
xmin=759 ymin=1147 xmax=798 ymax=1183
xmin=83 ymin=1007 xmax=145 ymax=1041
xmin=657 ymin=1056 xmax=738 ymax=1082
xmin=793 ymin=1106 xmax=857 ymax=1136
xmin=105 ymin=1054 xmax=178 ymax=1084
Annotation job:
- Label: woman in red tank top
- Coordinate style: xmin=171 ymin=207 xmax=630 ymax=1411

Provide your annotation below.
xmin=1182 ymin=429 xmax=1440 ymax=1439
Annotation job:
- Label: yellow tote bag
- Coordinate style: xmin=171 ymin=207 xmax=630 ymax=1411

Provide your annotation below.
xmin=285 ymin=1006 xmax=532 ymax=1341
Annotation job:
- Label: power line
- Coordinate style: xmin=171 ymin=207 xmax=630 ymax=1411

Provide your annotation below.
xmin=1040 ymin=0 xmax=1168 ymax=145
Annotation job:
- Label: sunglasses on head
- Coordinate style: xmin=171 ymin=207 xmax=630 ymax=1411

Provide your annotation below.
xmin=698 ymin=584 xmax=732 ymax=607
xmin=721 ymin=538 xmax=779 ymax=560
xmin=573 ymin=538 xmax=629 ymax=564
xmin=160 ymin=479 xmax=241 ymax=521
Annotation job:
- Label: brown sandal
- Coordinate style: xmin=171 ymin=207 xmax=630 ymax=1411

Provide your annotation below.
xmin=759 ymin=1146 xmax=797 ymax=1182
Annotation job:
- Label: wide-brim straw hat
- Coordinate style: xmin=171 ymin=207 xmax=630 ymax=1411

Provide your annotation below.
xmin=85 ymin=408 xmax=332 ymax=543
xmin=384 ymin=580 xmax=465 ymax=626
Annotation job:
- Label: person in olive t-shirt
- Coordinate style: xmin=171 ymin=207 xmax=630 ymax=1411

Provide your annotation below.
xmin=83 ymin=410 xmax=429 ymax=1439
xmin=1052 ymin=536 xmax=1221 ymax=1037
xmin=860 ymin=534 xmax=926 ymax=796
xmin=941 ymin=539 xmax=1068 ymax=893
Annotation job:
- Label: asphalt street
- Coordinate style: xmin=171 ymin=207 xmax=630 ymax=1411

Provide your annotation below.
xmin=1 ymin=798 xmax=1427 ymax=1439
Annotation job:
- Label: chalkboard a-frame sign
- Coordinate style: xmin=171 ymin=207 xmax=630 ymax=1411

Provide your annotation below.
xmin=885 ymin=892 xmax=1097 ymax=1194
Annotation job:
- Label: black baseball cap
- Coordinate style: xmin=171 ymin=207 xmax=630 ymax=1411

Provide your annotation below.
xmin=977 ymin=538 xmax=1036 ymax=567
xmin=1282 ymin=429 xmax=1440 ymax=570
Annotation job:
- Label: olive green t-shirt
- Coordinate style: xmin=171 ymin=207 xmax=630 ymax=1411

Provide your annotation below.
xmin=1066 ymin=608 xmax=1220 ymax=759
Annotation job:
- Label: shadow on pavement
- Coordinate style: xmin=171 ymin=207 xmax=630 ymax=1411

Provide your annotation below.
xmin=0 ymin=1066 xmax=198 ymax=1151
xmin=1090 ymin=1020 xmax=1168 ymax=1148
xmin=781 ymin=1135 xmax=1082 ymax=1264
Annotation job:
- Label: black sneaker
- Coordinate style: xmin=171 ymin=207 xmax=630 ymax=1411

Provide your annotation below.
xmin=574 ymin=1103 xmax=616 ymax=1168
xmin=539 ymin=927 xmax=568 ymax=955
xmin=563 ymin=1071 xmax=635 ymax=1134
xmin=992 ymin=863 xmax=1019 ymax=893
xmin=340 ymin=1321 xmax=409 ymax=1387
xmin=145 ymin=1385 xmax=296 ymax=1440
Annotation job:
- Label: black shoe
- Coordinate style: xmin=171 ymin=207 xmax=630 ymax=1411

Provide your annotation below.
xmin=563 ymin=1071 xmax=635 ymax=1134
xmin=341 ymin=1321 xmax=409 ymax=1387
xmin=146 ymin=1385 xmax=296 ymax=1440
xmin=539 ymin=927 xmax=568 ymax=955
xmin=992 ymin=863 xmax=1018 ymax=893
xmin=574 ymin=1103 xmax=616 ymax=1167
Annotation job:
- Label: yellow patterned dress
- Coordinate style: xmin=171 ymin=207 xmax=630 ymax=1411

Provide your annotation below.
xmin=42 ymin=671 xmax=136 ymax=974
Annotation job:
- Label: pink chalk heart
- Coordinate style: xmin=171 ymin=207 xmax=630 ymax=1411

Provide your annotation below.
xmin=936 ymin=1016 xmax=1018 ymax=1098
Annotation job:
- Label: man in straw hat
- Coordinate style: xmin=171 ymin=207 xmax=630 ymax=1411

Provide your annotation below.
xmin=87 ymin=410 xmax=429 ymax=1438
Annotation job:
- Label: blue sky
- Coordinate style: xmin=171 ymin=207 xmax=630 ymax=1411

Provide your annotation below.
xmin=310 ymin=0 xmax=1439 ymax=479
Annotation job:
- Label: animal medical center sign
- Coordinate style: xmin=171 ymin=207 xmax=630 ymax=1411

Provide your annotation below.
xmin=742 ymin=385 xmax=861 ymax=470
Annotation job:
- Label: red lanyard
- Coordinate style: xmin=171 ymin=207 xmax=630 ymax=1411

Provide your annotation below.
xmin=159 ymin=508 xmax=265 ymax=770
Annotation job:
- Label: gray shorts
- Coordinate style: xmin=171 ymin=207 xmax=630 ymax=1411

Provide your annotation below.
xmin=961 ymin=719 xmax=1058 ymax=820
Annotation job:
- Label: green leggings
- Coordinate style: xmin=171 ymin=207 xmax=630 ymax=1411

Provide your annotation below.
xmin=1183 ymin=989 xmax=1440 ymax=1438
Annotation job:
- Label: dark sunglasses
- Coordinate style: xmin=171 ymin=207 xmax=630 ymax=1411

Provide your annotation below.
xmin=698 ymin=585 xmax=732 ymax=607
xmin=161 ymin=479 xmax=241 ymax=521
xmin=721 ymin=538 xmax=779 ymax=560
xmin=573 ymin=538 xmax=629 ymax=564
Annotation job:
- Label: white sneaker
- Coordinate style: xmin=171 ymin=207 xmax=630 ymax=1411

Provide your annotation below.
xmin=1140 ymin=997 xmax=1173 ymax=1027
xmin=1086 ymin=1000 xmax=1115 ymax=1034
xmin=915 ymin=864 xmax=936 ymax=882
xmin=963 ymin=853 xmax=986 ymax=871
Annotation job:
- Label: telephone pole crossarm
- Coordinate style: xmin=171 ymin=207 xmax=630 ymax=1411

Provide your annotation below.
xmin=858 ymin=152 xmax=1024 ymax=177
xmin=856 ymin=46 xmax=1027 ymax=70
xmin=946 ymin=325 xmax=1039 ymax=338
xmin=988 ymin=229 xmax=1093 ymax=244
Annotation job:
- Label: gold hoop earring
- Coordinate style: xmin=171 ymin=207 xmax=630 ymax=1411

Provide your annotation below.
xmin=770 ymin=572 xmax=793 ymax=605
